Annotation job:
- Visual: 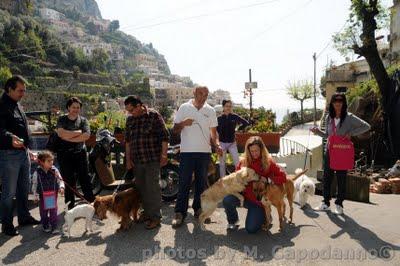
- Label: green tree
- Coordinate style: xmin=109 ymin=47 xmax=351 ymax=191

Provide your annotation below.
xmin=332 ymin=1 xmax=390 ymax=98
xmin=92 ymin=48 xmax=109 ymax=72
xmin=4 ymin=17 xmax=25 ymax=50
xmin=72 ymin=65 xmax=80 ymax=79
xmin=286 ymin=80 xmax=314 ymax=122
xmin=0 ymin=66 xmax=12 ymax=88
xmin=158 ymin=105 xmax=173 ymax=124
xmin=64 ymin=8 xmax=82 ymax=21
xmin=86 ymin=21 xmax=99 ymax=35
xmin=109 ymin=20 xmax=120 ymax=32
xmin=332 ymin=1 xmax=389 ymax=58
xmin=333 ymin=0 xmax=399 ymax=158
xmin=66 ymin=48 xmax=91 ymax=72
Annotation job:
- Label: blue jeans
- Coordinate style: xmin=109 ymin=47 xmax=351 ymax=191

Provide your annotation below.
xmin=0 ymin=150 xmax=32 ymax=226
xmin=223 ymin=195 xmax=265 ymax=234
xmin=174 ymin=153 xmax=210 ymax=217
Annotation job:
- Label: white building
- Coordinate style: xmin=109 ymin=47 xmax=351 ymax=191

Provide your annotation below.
xmin=72 ymin=42 xmax=112 ymax=57
xmin=39 ymin=8 xmax=64 ymax=21
xmin=208 ymin=89 xmax=231 ymax=106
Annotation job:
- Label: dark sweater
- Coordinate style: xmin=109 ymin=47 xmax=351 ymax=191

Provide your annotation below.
xmin=217 ymin=113 xmax=249 ymax=143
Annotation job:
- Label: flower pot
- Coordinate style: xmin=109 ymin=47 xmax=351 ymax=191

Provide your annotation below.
xmin=235 ymin=132 xmax=281 ymax=154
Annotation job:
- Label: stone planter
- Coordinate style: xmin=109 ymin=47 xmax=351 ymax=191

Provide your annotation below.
xmin=235 ymin=132 xmax=281 ymax=154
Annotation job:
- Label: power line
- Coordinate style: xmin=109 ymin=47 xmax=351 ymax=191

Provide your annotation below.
xmin=201 ymin=0 xmax=314 ymax=75
xmin=121 ymin=0 xmax=284 ymax=32
xmin=119 ymin=0 xmax=214 ymax=29
xmin=1 ymin=0 xmax=284 ymax=58
xmin=251 ymin=0 xmax=313 ymax=41
xmin=316 ymin=21 xmax=347 ymax=59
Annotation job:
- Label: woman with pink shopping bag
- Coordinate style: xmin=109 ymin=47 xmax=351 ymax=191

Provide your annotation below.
xmin=310 ymin=93 xmax=370 ymax=215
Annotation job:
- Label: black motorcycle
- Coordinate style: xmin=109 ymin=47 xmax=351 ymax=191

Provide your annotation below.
xmin=88 ymin=129 xmax=180 ymax=201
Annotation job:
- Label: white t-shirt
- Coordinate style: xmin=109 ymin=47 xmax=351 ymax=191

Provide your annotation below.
xmin=334 ymin=118 xmax=340 ymax=127
xmin=174 ymin=100 xmax=218 ymax=153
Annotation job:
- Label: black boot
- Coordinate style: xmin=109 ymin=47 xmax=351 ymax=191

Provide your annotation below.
xmin=2 ymin=224 xmax=19 ymax=236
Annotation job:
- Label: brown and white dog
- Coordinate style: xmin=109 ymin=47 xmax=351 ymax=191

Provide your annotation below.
xmin=252 ymin=168 xmax=308 ymax=231
xmin=93 ymin=187 xmax=141 ymax=231
xmin=199 ymin=167 xmax=259 ymax=230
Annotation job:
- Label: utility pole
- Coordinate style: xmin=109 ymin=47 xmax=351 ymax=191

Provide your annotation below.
xmin=244 ymin=69 xmax=257 ymax=122
xmin=313 ymin=52 xmax=317 ymax=126
xmin=249 ymin=69 xmax=253 ymax=121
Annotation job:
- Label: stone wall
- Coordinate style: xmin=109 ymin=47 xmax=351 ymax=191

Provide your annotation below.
xmin=21 ymin=91 xmax=105 ymax=117
xmin=30 ymin=77 xmax=120 ymax=96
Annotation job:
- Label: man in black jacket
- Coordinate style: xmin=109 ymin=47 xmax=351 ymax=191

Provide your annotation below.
xmin=0 ymin=75 xmax=40 ymax=237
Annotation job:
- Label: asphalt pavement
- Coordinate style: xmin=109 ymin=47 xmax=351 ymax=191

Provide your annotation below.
xmin=1 ymin=192 xmax=399 ymax=266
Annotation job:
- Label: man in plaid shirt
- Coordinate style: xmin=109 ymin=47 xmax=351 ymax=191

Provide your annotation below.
xmin=124 ymin=95 xmax=169 ymax=229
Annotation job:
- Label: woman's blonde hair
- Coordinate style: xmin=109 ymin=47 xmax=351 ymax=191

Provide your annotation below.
xmin=240 ymin=136 xmax=271 ymax=171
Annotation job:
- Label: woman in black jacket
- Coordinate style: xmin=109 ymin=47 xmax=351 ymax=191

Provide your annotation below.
xmin=56 ymin=97 xmax=94 ymax=209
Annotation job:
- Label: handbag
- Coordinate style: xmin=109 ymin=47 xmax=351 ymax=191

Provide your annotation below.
xmin=38 ymin=172 xmax=57 ymax=210
xmin=42 ymin=191 xmax=57 ymax=210
xmin=328 ymin=119 xmax=355 ymax=170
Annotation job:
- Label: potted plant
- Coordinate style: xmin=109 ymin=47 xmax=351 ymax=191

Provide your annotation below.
xmin=235 ymin=119 xmax=281 ymax=154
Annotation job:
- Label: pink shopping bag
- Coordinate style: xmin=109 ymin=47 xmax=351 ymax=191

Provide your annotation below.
xmin=328 ymin=119 xmax=354 ymax=170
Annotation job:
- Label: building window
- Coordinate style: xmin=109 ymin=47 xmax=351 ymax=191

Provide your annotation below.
xmin=336 ymin=87 xmax=348 ymax=93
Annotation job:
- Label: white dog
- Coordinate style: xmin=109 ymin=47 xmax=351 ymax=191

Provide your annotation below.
xmin=63 ymin=203 xmax=95 ymax=237
xmin=293 ymin=168 xmax=315 ymax=208
xmin=387 ymin=160 xmax=400 ymax=177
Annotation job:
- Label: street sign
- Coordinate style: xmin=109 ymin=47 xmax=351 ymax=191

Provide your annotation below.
xmin=245 ymin=82 xmax=257 ymax=89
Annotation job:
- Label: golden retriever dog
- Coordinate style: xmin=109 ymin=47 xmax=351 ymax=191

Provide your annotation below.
xmin=253 ymin=169 xmax=308 ymax=231
xmin=93 ymin=187 xmax=141 ymax=231
xmin=199 ymin=167 xmax=259 ymax=230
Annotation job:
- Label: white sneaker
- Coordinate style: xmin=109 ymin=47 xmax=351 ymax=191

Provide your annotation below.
xmin=333 ymin=205 xmax=344 ymax=215
xmin=314 ymin=202 xmax=330 ymax=211
xmin=43 ymin=227 xmax=51 ymax=233
xmin=52 ymin=228 xmax=61 ymax=234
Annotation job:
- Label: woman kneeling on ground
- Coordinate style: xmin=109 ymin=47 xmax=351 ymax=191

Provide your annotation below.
xmin=222 ymin=136 xmax=287 ymax=233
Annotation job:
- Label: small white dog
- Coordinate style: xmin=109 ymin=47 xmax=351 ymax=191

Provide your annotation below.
xmin=387 ymin=160 xmax=400 ymax=177
xmin=293 ymin=168 xmax=315 ymax=208
xmin=63 ymin=203 xmax=95 ymax=237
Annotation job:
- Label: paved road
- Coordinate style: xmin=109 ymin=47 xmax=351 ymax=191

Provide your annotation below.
xmin=284 ymin=122 xmax=323 ymax=150
xmin=1 ymin=192 xmax=399 ymax=266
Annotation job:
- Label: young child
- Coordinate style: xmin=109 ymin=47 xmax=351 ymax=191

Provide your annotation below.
xmin=32 ymin=150 xmax=65 ymax=233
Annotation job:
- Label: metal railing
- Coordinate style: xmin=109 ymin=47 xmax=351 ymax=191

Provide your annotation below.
xmin=275 ymin=137 xmax=309 ymax=157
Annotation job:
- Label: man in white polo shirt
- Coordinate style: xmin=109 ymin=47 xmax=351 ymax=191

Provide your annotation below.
xmin=172 ymin=86 xmax=222 ymax=228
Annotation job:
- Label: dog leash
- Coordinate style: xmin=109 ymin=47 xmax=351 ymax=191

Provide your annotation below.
xmin=303 ymin=126 xmax=312 ymax=169
xmin=56 ymin=176 xmax=91 ymax=205
xmin=112 ymin=170 xmax=133 ymax=195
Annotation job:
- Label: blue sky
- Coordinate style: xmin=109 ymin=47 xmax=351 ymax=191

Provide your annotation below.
xmin=96 ymin=0 xmax=391 ymax=119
